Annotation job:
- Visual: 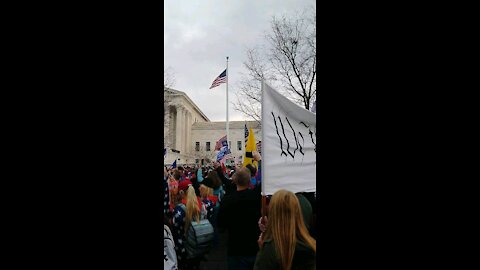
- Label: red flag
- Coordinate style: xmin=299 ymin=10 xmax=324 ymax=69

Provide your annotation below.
xmin=221 ymin=162 xmax=226 ymax=174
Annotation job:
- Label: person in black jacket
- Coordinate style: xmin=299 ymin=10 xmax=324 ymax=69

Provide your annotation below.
xmin=218 ymin=168 xmax=262 ymax=270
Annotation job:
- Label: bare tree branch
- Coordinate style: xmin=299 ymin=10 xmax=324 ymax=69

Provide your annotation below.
xmin=233 ymin=10 xmax=316 ymax=119
xmin=164 ymin=67 xmax=175 ymax=90
xmin=164 ymin=67 xmax=176 ymax=148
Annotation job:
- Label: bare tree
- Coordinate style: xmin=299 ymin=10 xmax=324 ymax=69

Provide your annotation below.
xmin=195 ymin=145 xmax=217 ymax=164
xmin=234 ymin=10 xmax=316 ymax=121
xmin=164 ymin=66 xmax=175 ymax=91
xmin=164 ymin=67 xmax=175 ymax=148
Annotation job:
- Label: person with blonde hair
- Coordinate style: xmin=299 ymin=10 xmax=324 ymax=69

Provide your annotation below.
xmin=199 ymin=178 xmax=218 ymax=207
xmin=254 ymin=189 xmax=316 ymax=270
xmin=172 ymin=183 xmax=214 ymax=269
xmin=168 ymin=173 xmax=179 ymax=213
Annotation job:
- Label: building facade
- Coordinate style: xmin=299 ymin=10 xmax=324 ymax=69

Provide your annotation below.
xmin=164 ymin=88 xmax=261 ymax=165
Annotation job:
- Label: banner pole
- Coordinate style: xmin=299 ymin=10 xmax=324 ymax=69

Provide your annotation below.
xmin=260 ymin=80 xmax=267 ymax=227
xmin=226 ymin=56 xmax=230 ymax=158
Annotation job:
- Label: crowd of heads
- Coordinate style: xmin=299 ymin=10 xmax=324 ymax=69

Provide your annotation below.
xmin=164 ymin=155 xmax=316 ymax=270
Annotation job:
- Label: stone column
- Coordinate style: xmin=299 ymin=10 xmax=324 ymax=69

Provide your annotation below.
xmin=170 ymin=106 xmax=175 ymax=149
xmin=164 ymin=106 xmax=170 ymax=147
xmin=189 ymin=112 xmax=192 ymax=153
xmin=186 ymin=111 xmax=191 ymax=154
xmin=183 ymin=110 xmax=188 ymax=155
xmin=181 ymin=107 xmax=187 ymax=155
xmin=184 ymin=109 xmax=189 ymax=155
xmin=176 ymin=106 xmax=183 ymax=153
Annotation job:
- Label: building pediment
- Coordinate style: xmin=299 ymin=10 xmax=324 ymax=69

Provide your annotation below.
xmin=164 ymin=87 xmax=210 ymax=122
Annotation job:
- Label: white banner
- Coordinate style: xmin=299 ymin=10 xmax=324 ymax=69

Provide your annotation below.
xmin=261 ymin=82 xmax=316 ymax=195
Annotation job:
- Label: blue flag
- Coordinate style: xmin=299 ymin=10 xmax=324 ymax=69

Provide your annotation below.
xmin=216 ymin=146 xmax=231 ymax=161
xmin=171 ymin=160 xmax=177 ymax=169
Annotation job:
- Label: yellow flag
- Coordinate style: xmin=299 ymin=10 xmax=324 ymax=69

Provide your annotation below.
xmin=243 ymin=128 xmax=258 ymax=169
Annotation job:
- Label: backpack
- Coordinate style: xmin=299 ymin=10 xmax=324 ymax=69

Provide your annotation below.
xmin=164 ymin=225 xmax=178 ymax=270
xmin=179 ymin=204 xmax=214 ymax=259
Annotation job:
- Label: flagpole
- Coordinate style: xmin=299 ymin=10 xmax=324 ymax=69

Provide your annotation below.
xmin=226 ymin=56 xmax=230 ymax=159
xmin=260 ymin=80 xmax=267 ymax=233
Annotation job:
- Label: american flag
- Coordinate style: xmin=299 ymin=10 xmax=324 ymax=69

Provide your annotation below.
xmin=209 ymin=69 xmax=227 ymax=89
xmin=215 ymin=135 xmax=227 ymax=151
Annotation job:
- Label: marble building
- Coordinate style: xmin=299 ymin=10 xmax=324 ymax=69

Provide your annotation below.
xmin=164 ymin=88 xmax=261 ymax=165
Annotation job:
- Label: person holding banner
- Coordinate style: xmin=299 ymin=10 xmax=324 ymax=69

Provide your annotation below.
xmin=254 ymin=190 xmax=316 ymax=270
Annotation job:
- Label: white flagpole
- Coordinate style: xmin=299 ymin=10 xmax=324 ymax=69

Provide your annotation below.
xmin=226 ymin=56 xmax=230 ymax=160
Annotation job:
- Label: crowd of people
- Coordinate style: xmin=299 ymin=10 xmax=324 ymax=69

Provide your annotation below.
xmin=163 ymin=151 xmax=317 ymax=270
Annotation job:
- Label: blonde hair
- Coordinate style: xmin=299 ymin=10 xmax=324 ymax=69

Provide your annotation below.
xmin=199 ymin=184 xmax=213 ymax=199
xmin=172 ymin=190 xmax=183 ymax=206
xmin=184 ymin=185 xmax=200 ymax=235
xmin=264 ymin=190 xmax=316 ymax=270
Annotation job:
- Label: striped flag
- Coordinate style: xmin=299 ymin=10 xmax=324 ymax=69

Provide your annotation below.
xmin=256 ymin=141 xmax=262 ymax=155
xmin=215 ymin=135 xmax=227 ymax=151
xmin=244 ymin=123 xmax=249 ymax=144
xmin=209 ymin=69 xmax=227 ymax=89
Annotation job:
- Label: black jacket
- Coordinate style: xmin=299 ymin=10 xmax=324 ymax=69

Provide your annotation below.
xmin=254 ymin=239 xmax=316 ymax=270
xmin=218 ymin=188 xmax=262 ymax=256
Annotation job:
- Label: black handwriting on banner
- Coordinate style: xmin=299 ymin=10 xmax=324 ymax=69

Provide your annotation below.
xmin=285 ymin=117 xmax=299 ymax=157
xmin=300 ymin=121 xmax=310 ymax=128
xmin=278 ymin=116 xmax=294 ymax=158
xmin=272 ymin=112 xmax=287 ymax=157
xmin=309 ymin=128 xmax=316 ymax=153
xmin=271 ymin=112 xmax=315 ymax=159
xmin=298 ymin=132 xmax=305 ymax=155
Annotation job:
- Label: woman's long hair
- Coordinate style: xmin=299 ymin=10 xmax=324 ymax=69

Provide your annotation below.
xmin=184 ymin=185 xmax=200 ymax=235
xmin=199 ymin=184 xmax=213 ymax=199
xmin=263 ymin=189 xmax=316 ymax=270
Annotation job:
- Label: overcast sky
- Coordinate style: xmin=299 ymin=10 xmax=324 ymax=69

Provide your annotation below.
xmin=164 ymin=0 xmax=315 ymax=121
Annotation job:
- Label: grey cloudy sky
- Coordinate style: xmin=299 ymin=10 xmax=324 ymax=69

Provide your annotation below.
xmin=164 ymin=0 xmax=315 ymax=121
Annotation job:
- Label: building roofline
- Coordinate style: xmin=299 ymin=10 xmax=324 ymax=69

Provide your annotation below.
xmin=165 ymin=88 xmax=210 ymax=122
xmin=191 ymin=120 xmax=261 ymax=130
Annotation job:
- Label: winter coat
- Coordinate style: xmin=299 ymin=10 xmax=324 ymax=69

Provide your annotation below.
xmin=253 ymin=239 xmax=315 ymax=270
